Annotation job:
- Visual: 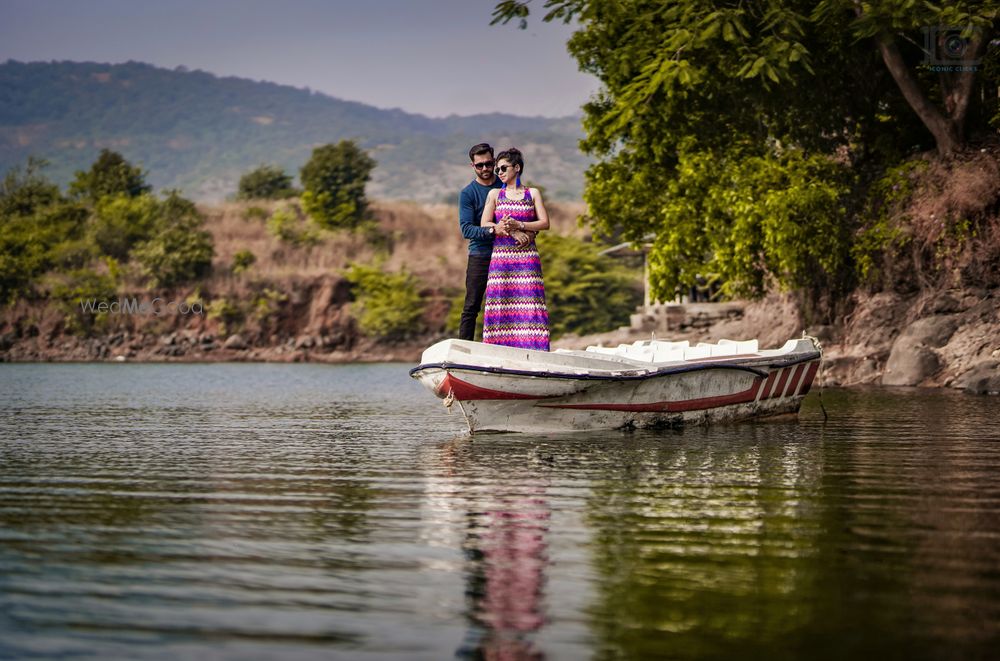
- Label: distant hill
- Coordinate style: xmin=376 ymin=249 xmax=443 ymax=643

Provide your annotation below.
xmin=0 ymin=60 xmax=591 ymax=202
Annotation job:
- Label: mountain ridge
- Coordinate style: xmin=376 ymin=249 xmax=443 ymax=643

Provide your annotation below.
xmin=0 ymin=60 xmax=590 ymax=202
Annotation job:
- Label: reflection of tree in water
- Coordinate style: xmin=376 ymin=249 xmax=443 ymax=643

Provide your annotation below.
xmin=453 ymin=471 xmax=551 ymax=659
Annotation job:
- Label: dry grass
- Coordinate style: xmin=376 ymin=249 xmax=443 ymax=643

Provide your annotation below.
xmin=199 ymin=198 xmax=588 ymax=293
xmin=897 ymin=146 xmax=1000 ymax=288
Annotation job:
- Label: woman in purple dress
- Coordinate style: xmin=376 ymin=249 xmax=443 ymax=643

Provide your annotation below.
xmin=478 ymin=148 xmax=551 ymax=351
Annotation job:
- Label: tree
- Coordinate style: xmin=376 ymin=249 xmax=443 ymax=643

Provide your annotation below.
xmin=236 ymin=164 xmax=296 ymax=200
xmin=69 ymin=149 xmax=151 ymax=202
xmin=299 ymin=140 xmax=376 ymax=230
xmin=491 ymin=1 xmax=999 ymax=306
xmin=131 ymin=191 xmax=214 ymax=288
xmin=537 ymin=233 xmax=643 ymax=337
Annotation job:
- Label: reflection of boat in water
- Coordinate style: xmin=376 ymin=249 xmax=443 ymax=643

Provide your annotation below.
xmin=410 ymin=337 xmax=822 ymax=434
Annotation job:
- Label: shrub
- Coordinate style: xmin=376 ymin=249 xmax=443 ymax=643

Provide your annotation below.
xmin=88 ymin=193 xmax=160 ymax=260
xmin=237 ymin=164 xmax=296 ymax=200
xmin=48 ymin=268 xmax=118 ymax=335
xmin=345 ymin=263 xmax=424 ymax=340
xmin=300 ymin=140 xmax=375 ymax=230
xmin=537 ymin=233 xmax=643 ymax=338
xmin=131 ymin=191 xmax=214 ymax=287
xmin=231 ymin=249 xmax=256 ymax=273
xmin=207 ymin=297 xmax=243 ymax=335
xmin=266 ymin=206 xmax=321 ymax=245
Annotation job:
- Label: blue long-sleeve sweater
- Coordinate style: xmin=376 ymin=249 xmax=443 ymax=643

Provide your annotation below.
xmin=459 ymin=178 xmax=503 ymax=255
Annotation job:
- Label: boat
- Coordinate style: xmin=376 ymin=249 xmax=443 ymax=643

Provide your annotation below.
xmin=409 ymin=337 xmax=822 ymax=433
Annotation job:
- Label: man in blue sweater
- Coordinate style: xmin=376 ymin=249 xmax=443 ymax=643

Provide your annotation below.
xmin=457 ymin=143 xmax=503 ymax=341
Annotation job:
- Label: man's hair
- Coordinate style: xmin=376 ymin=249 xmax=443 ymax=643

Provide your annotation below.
xmin=468 ymin=143 xmax=494 ymax=161
xmin=496 ymin=147 xmax=524 ymax=174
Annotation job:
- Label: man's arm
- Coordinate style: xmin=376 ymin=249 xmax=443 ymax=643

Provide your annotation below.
xmin=459 ymin=189 xmax=493 ymax=240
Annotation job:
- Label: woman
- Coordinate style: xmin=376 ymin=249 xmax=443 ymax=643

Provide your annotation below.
xmin=479 ymin=147 xmax=550 ymax=351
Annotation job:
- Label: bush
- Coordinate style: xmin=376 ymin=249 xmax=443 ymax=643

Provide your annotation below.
xmin=231 ymin=249 xmax=256 ymax=273
xmin=266 ymin=206 xmax=321 ymax=245
xmin=537 ymin=234 xmax=643 ymax=338
xmin=131 ymin=191 xmax=214 ymax=287
xmin=132 ymin=226 xmax=213 ymax=288
xmin=300 ymin=140 xmax=375 ymax=230
xmin=48 ymin=267 xmax=118 ymax=335
xmin=88 ymin=193 xmax=160 ymax=260
xmin=236 ymin=164 xmax=296 ymax=200
xmin=345 ymin=263 xmax=424 ymax=340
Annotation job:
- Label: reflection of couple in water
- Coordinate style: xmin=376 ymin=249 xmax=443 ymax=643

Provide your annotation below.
xmin=436 ymin=439 xmax=551 ymax=659
xmin=458 ymin=143 xmax=551 ymax=352
xmin=456 ymin=488 xmax=551 ymax=660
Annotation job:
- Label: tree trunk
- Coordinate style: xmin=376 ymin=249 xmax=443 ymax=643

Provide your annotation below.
xmin=876 ymin=35 xmax=961 ymax=155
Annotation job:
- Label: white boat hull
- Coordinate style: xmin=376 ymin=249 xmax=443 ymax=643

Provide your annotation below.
xmin=410 ymin=338 xmax=821 ymax=434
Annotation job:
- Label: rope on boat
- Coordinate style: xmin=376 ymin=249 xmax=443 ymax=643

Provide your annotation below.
xmin=802 ymin=331 xmax=828 ymax=421
xmin=443 ymin=388 xmax=455 ymax=411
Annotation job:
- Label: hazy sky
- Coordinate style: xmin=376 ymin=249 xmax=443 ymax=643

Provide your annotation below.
xmin=0 ymin=0 xmax=601 ymax=118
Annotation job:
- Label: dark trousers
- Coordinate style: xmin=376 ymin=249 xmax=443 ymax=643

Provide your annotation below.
xmin=459 ymin=253 xmax=491 ymax=341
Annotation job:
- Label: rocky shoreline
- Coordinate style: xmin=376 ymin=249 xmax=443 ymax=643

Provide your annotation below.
xmin=3 ymin=283 xmax=998 ymax=396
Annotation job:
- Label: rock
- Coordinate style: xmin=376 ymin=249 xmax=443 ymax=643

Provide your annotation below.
xmin=849 ymin=358 xmax=880 ymax=384
xmin=294 ymin=335 xmax=316 ymax=349
xmin=927 ymin=291 xmax=961 ymax=314
xmin=224 ymin=334 xmax=248 ymax=350
xmin=899 ymin=315 xmax=961 ymax=348
xmin=954 ymin=361 xmax=1000 ymax=394
xmin=0 ymin=332 xmax=13 ymax=351
xmin=883 ymin=345 xmax=941 ymax=386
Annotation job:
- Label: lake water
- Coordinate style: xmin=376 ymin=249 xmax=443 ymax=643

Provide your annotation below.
xmin=1 ymin=363 xmax=998 ymax=660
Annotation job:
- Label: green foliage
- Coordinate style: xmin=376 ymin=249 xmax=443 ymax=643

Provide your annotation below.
xmin=300 ymin=141 xmax=376 ymax=230
xmin=237 ymin=164 xmax=296 ymax=200
xmin=250 ymin=287 xmax=287 ymax=322
xmin=207 ymin=297 xmax=243 ymax=335
xmin=537 ymin=233 xmax=642 ymax=338
xmin=130 ymin=195 xmax=214 ymax=288
xmin=853 ymin=160 xmax=927 ymax=283
xmin=345 ymin=263 xmax=424 ymax=340
xmin=231 ymin=249 xmax=257 ymax=273
xmin=0 ymin=160 xmax=88 ymax=303
xmin=642 ymin=148 xmax=853 ymax=301
xmin=266 ymin=205 xmax=321 ymax=245
xmin=88 ymin=193 xmax=160 ymax=261
xmin=69 ymin=149 xmax=150 ymax=203
xmin=48 ymin=267 xmax=118 ymax=335
xmin=0 ymin=157 xmax=61 ymax=218
xmin=492 ymin=0 xmax=1000 ymax=309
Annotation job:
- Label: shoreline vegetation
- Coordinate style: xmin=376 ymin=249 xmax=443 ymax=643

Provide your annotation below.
xmin=2 ymin=143 xmax=998 ymax=395
xmin=2 ymin=171 xmax=998 ymax=394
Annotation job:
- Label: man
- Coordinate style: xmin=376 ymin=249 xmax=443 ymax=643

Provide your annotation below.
xmin=457 ymin=143 xmax=503 ymax=341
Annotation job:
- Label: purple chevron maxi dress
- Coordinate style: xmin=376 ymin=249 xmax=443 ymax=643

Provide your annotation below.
xmin=482 ymin=187 xmax=550 ymax=351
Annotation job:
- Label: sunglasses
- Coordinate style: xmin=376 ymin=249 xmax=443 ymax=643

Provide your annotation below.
xmin=495 ymin=164 xmax=515 ymax=174
xmin=472 ymin=160 xmax=495 ymax=170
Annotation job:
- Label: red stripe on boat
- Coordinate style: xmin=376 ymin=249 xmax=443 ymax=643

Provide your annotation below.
xmin=782 ymin=364 xmax=804 ymax=398
xmin=437 ymin=373 xmax=548 ymax=400
xmin=538 ymin=379 xmax=764 ymax=413
xmin=799 ymin=362 xmax=820 ymax=395
xmin=760 ymin=371 xmax=778 ymax=399
xmin=771 ymin=367 xmax=791 ymax=400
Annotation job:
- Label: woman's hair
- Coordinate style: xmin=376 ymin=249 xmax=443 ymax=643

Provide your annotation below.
xmin=496 ymin=147 xmax=524 ymax=175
